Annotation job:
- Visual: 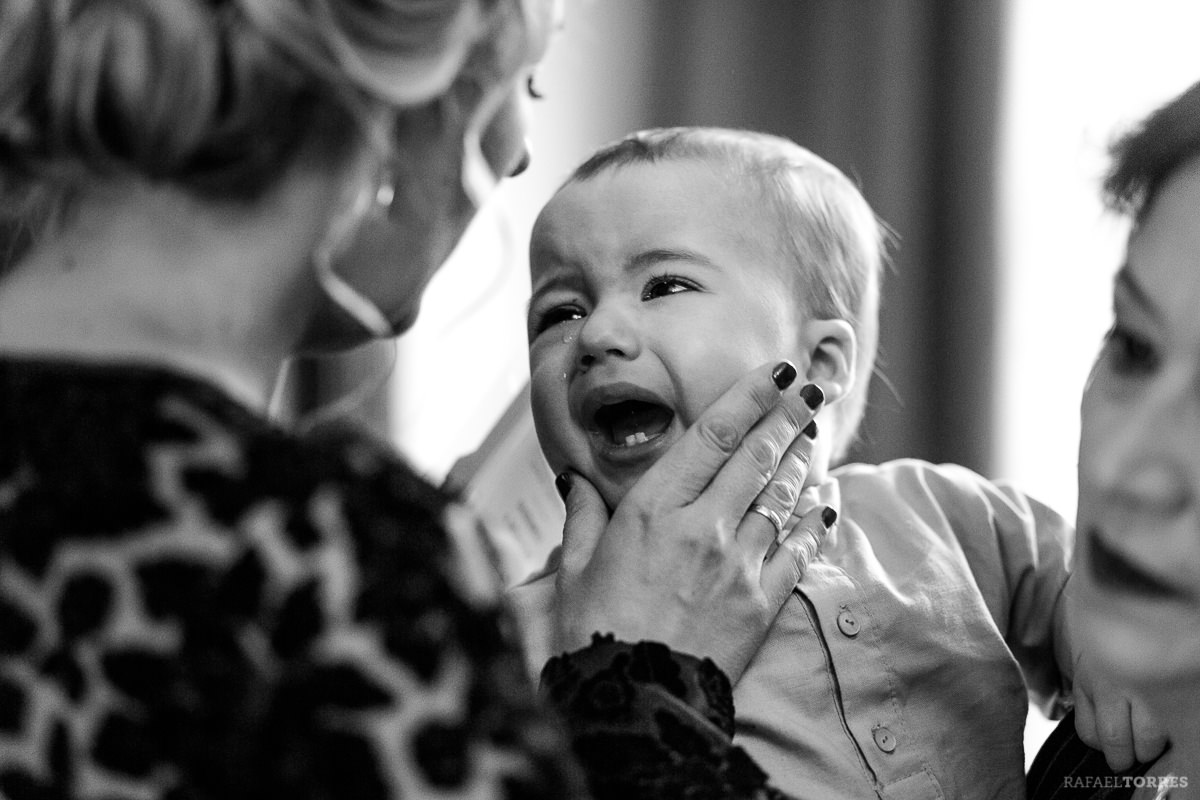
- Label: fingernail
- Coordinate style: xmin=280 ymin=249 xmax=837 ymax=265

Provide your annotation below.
xmin=799 ymin=383 xmax=824 ymax=409
xmin=802 ymin=419 xmax=818 ymax=439
xmin=772 ymin=361 xmax=797 ymax=390
xmin=821 ymin=506 xmax=838 ymax=528
xmin=555 ymin=472 xmax=572 ymax=502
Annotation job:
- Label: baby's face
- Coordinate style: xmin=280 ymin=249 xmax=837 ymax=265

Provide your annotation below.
xmin=527 ymin=160 xmax=806 ymax=508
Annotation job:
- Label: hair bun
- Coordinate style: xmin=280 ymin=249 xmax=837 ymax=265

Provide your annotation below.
xmin=0 ymin=0 xmax=250 ymax=197
xmin=0 ymin=0 xmax=520 ymax=204
xmin=54 ymin=0 xmax=225 ymax=172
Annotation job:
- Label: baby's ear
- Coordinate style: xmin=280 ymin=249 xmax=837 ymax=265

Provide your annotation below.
xmin=800 ymin=319 xmax=857 ymax=406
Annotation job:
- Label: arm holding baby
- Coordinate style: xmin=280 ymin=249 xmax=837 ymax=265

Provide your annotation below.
xmin=538 ymin=361 xmax=833 ymax=799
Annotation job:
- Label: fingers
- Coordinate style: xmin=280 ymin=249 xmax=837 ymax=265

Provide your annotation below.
xmin=704 ymin=380 xmax=822 ymax=524
xmin=1073 ymin=686 xmax=1099 ymax=750
xmin=1075 ymin=680 xmax=1169 ymax=772
xmin=736 ymin=419 xmax=818 ymax=556
xmin=555 ymin=470 xmax=610 ymax=576
xmin=742 ymin=503 xmax=788 ymax=558
xmin=1130 ymin=698 xmax=1169 ymax=764
xmin=760 ymin=505 xmax=836 ymax=609
xmin=630 ymin=361 xmax=801 ymax=508
xmin=1077 ymin=690 xmax=1137 ymax=772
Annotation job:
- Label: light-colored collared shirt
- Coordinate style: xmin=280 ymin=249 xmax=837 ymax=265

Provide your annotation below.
xmin=510 ymin=459 xmax=1073 ymax=800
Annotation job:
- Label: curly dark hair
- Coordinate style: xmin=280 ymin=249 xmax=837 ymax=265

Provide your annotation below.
xmin=1104 ymin=79 xmax=1200 ymax=223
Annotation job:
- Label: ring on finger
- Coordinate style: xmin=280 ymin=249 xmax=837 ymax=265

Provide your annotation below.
xmin=748 ymin=503 xmax=787 ymax=538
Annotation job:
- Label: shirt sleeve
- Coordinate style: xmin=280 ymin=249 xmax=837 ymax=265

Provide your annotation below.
xmin=921 ymin=462 xmax=1075 ymax=715
xmin=540 ymin=634 xmax=799 ymax=800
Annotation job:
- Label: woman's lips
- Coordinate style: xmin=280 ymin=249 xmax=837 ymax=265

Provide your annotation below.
xmin=1086 ymin=528 xmax=1186 ymax=600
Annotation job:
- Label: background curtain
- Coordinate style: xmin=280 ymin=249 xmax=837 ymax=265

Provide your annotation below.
xmin=625 ymin=0 xmax=1009 ymax=471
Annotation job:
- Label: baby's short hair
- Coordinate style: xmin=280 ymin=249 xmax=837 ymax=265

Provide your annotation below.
xmin=566 ymin=127 xmax=889 ymax=461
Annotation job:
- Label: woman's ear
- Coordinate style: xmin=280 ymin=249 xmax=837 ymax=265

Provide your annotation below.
xmin=800 ymin=319 xmax=857 ymax=406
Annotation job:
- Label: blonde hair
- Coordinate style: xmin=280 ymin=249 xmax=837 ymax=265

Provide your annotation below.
xmin=567 ymin=127 xmax=889 ymax=461
xmin=0 ymin=0 xmax=530 ymax=213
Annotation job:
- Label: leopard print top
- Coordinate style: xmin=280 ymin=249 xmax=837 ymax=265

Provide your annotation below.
xmin=0 ymin=357 xmax=792 ymax=800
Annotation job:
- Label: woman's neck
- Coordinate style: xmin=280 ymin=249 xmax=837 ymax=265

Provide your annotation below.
xmin=0 ymin=181 xmax=332 ymax=409
xmin=0 ymin=270 xmax=283 ymax=407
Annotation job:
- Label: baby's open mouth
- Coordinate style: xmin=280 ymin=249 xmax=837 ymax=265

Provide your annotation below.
xmin=593 ymin=400 xmax=674 ymax=447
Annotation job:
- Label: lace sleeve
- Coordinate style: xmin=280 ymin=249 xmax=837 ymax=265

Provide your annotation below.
xmin=541 ymin=634 xmax=796 ymax=800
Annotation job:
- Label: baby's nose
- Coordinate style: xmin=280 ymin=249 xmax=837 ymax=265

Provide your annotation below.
xmin=576 ymin=304 xmax=640 ymax=366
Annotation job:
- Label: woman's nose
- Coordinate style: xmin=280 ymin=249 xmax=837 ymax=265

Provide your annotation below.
xmin=576 ymin=302 xmax=640 ymax=368
xmin=1087 ymin=376 xmax=1192 ymax=516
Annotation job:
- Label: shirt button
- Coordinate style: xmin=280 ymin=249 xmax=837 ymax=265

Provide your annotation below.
xmin=837 ymin=607 xmax=860 ymax=637
xmin=873 ymin=725 xmax=897 ymax=753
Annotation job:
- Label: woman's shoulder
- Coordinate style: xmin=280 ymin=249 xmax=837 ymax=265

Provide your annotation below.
xmin=0 ymin=356 xmax=582 ymax=798
xmin=0 ymin=355 xmax=454 ymax=531
xmin=0 ymin=354 xmax=497 ymax=611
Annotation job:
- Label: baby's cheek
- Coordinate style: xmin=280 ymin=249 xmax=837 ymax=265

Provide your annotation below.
xmin=528 ymin=380 xmax=571 ymax=467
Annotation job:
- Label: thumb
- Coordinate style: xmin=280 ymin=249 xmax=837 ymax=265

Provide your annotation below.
xmin=556 ymin=471 xmax=610 ymax=575
xmin=760 ymin=505 xmax=835 ymax=608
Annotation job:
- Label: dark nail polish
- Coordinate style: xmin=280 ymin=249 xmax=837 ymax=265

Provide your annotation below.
xmin=799 ymin=383 xmax=824 ymax=409
xmin=772 ymin=361 xmax=797 ymax=390
xmin=555 ymin=472 xmax=572 ymax=502
xmin=802 ymin=419 xmax=818 ymax=439
xmin=821 ymin=506 xmax=838 ymax=528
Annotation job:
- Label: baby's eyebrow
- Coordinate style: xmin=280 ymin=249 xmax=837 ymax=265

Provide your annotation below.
xmin=626 ymin=248 xmax=716 ymax=272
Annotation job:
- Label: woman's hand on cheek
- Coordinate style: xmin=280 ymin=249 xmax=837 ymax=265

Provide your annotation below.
xmin=552 ymin=360 xmax=836 ymax=683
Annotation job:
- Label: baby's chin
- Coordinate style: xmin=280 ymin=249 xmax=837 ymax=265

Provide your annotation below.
xmin=567 ymin=453 xmax=664 ymax=512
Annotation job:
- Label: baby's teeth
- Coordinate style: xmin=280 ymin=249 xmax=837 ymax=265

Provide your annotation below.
xmin=623 ymin=432 xmax=649 ymax=446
